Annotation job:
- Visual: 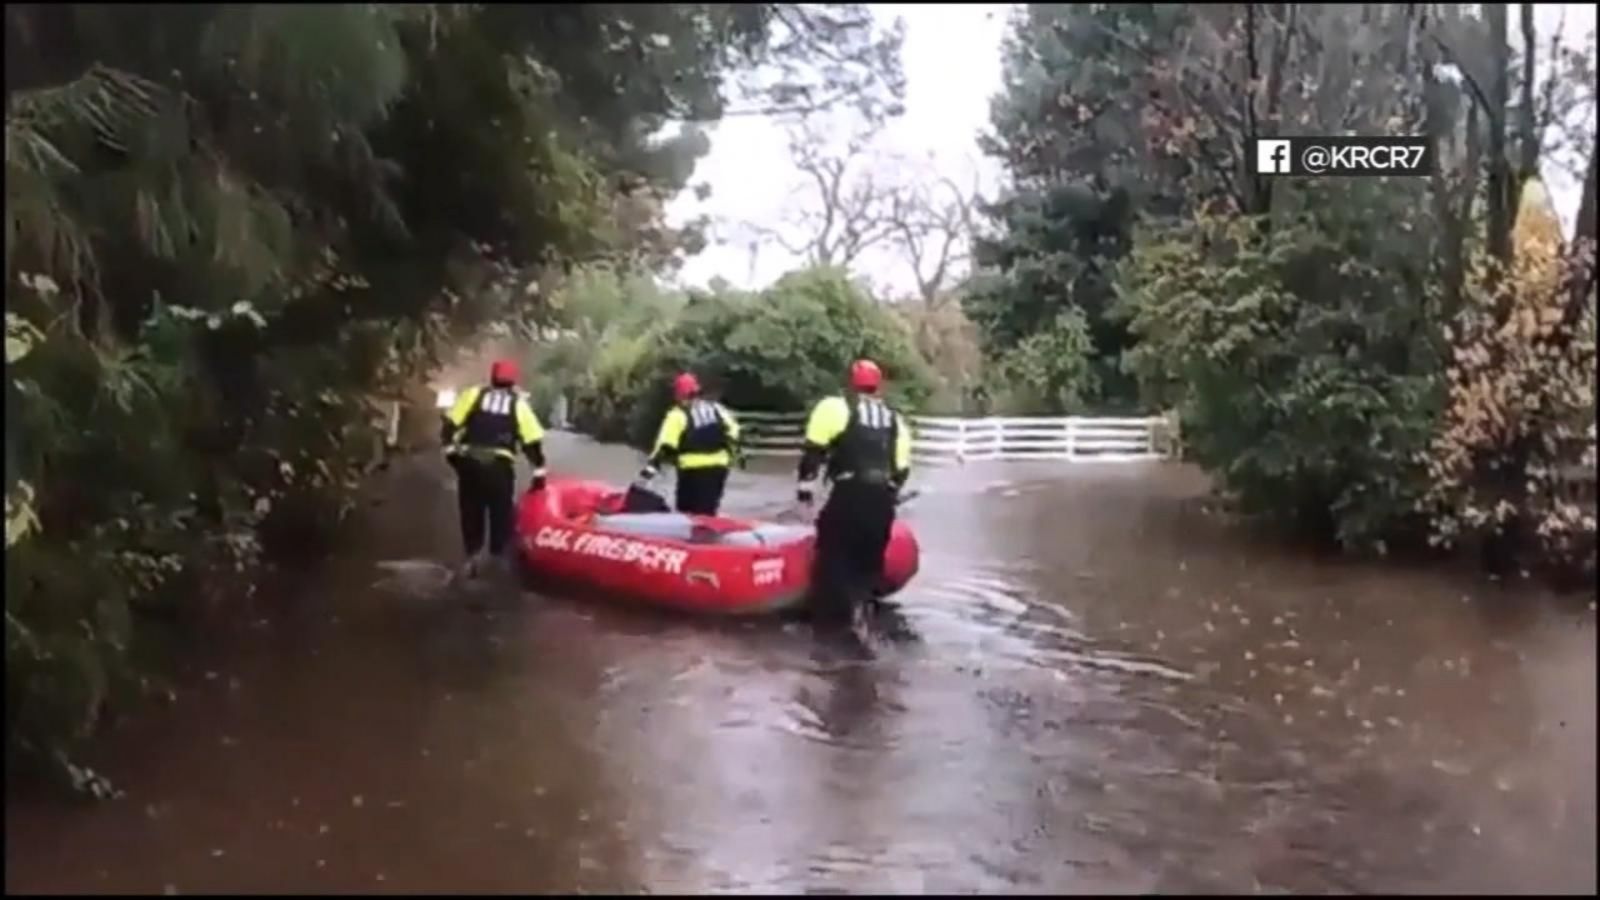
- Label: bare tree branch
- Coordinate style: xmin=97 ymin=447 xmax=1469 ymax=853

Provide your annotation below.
xmin=744 ymin=115 xmax=899 ymax=270
xmin=874 ymin=158 xmax=982 ymax=304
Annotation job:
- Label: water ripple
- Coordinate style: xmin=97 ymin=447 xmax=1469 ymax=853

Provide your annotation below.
xmin=902 ymin=562 xmax=1191 ymax=685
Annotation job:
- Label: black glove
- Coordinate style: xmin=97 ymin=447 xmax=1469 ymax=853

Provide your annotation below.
xmin=530 ymin=474 xmax=546 ymax=493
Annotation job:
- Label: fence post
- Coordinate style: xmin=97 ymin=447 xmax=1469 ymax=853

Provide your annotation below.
xmin=1160 ymin=409 xmax=1181 ymax=460
xmin=1065 ymin=417 xmax=1076 ymax=461
xmin=957 ymin=419 xmax=968 ymax=465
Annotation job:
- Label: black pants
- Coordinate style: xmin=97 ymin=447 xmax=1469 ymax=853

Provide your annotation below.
xmin=810 ymin=481 xmax=897 ymax=625
xmin=450 ymin=455 xmax=516 ymax=557
xmin=675 ymin=466 xmax=729 ymax=516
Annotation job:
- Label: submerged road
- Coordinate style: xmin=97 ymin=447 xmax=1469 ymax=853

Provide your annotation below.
xmin=5 ymin=431 xmax=1595 ymax=894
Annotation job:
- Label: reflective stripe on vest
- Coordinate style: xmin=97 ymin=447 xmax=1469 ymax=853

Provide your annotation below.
xmin=828 ymin=397 xmax=895 ymax=484
xmin=448 ymin=386 xmax=522 ymax=461
xmin=678 ymin=400 xmax=731 ymax=468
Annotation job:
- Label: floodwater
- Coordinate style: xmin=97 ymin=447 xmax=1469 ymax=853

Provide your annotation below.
xmin=5 ymin=432 xmax=1595 ymax=894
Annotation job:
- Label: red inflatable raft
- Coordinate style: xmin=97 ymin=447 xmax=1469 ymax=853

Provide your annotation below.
xmin=514 ymin=477 xmax=920 ymax=615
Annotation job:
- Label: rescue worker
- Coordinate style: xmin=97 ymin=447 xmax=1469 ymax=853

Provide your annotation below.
xmin=440 ymin=359 xmax=547 ymax=580
xmin=796 ymin=358 xmax=912 ymax=628
xmin=636 ymin=372 xmax=742 ymax=516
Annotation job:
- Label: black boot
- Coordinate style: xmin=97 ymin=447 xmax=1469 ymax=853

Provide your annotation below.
xmin=808 ymin=590 xmax=868 ymax=653
xmin=864 ymin=596 xmax=920 ymax=644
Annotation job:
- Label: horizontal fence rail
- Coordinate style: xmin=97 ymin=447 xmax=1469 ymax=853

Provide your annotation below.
xmin=731 ymin=410 xmax=1180 ymax=465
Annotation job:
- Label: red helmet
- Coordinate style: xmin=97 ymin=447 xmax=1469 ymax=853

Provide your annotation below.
xmin=673 ymin=372 xmax=701 ymax=401
xmin=849 ymin=358 xmax=882 ymax=393
xmin=489 ymin=359 xmax=519 ymax=386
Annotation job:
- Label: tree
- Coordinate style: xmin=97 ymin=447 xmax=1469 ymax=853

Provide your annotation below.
xmin=1419 ymin=4 xmax=1598 ymax=573
xmin=979 ymin=4 xmax=1191 ymax=208
xmin=2 ymin=1 xmax=913 ymax=785
xmin=745 ymin=115 xmax=982 ymax=303
xmin=894 ymin=298 xmax=986 ymax=413
xmin=564 ymin=265 xmax=935 ymax=445
xmin=1006 ymin=2 xmax=1449 ymax=531
xmin=1118 ymin=181 xmax=1444 ymax=549
xmin=965 ymin=4 xmax=1197 ymax=411
xmin=966 ymin=2 xmax=1598 ymax=572
xmin=745 ymin=115 xmax=899 ymax=269
xmin=719 ymin=4 xmax=909 ymax=123
xmin=882 ymin=159 xmax=981 ymax=305
xmin=1424 ymin=177 xmax=1596 ymax=581
xmin=962 ymin=181 xmax=1137 ymax=410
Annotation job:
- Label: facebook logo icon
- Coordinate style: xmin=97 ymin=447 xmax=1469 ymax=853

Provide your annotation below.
xmin=1256 ymin=139 xmax=1293 ymax=174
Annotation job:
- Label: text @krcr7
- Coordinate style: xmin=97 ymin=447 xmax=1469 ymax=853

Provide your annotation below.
xmin=1254 ymin=137 xmax=1431 ymax=177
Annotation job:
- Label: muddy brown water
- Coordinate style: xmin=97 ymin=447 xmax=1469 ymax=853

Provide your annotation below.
xmin=5 ymin=432 xmax=1595 ymax=894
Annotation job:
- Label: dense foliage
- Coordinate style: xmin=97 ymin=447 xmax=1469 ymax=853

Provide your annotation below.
xmin=1422 ymin=187 xmax=1597 ymax=582
xmin=530 ymin=265 xmax=934 ymax=449
xmin=3 ymin=2 xmax=905 ymax=783
xmin=896 ymin=298 xmax=987 ymax=414
xmin=962 ymin=4 xmax=1188 ymax=412
xmin=1118 ymin=188 xmax=1445 ymax=548
xmin=964 ymin=185 xmax=1134 ymax=411
xmin=969 ymin=1 xmax=1596 ymax=580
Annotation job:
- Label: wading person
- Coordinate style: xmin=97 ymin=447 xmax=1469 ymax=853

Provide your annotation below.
xmin=796 ymin=358 xmax=912 ymax=631
xmin=440 ymin=358 xmax=547 ymax=581
xmin=636 ymin=372 xmax=742 ymax=516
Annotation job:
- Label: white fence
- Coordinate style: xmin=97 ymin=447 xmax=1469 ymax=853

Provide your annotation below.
xmin=732 ymin=410 xmax=1177 ymax=465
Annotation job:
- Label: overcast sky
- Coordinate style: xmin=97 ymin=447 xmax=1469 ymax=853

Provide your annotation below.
xmin=665 ymin=3 xmax=1010 ymax=297
xmin=666 ymin=3 xmax=1596 ymax=296
xmin=1529 ymin=2 xmax=1597 ymax=235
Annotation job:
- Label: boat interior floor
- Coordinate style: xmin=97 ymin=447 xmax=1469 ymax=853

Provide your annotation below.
xmin=589 ymin=512 xmax=810 ymax=547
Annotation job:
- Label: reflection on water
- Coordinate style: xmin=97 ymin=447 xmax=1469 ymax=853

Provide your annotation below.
xmin=5 ymin=434 xmax=1595 ymax=894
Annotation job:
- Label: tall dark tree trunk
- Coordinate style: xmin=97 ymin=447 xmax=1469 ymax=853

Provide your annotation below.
xmin=1422 ymin=8 xmax=1481 ymax=322
xmin=1515 ymin=3 xmax=1539 ymax=196
xmin=1575 ymin=143 xmax=1598 ymax=248
xmin=1483 ymin=4 xmax=1513 ymax=271
xmin=1476 ymin=3 xmax=1555 ymax=576
xmin=1557 ymin=144 xmax=1598 ymax=333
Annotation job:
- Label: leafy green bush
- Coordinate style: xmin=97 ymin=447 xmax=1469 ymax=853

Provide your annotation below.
xmin=612 ymin=267 xmax=938 ymax=447
xmin=520 ymin=265 xmax=688 ymax=439
xmin=1423 ymin=187 xmax=1598 ymax=582
xmin=988 ymin=309 xmax=1099 ymax=414
xmin=892 ymin=300 xmax=988 ymax=415
xmin=550 ymin=266 xmax=935 ymax=449
xmin=1117 ymin=192 xmax=1444 ymax=550
xmin=573 ymin=325 xmax=676 ymax=445
xmin=668 ymin=267 xmax=934 ymax=408
xmin=963 ymin=182 xmax=1139 ymax=412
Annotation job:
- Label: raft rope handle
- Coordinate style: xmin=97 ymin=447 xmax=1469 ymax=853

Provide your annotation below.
xmin=686 ymin=570 xmax=720 ymax=589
